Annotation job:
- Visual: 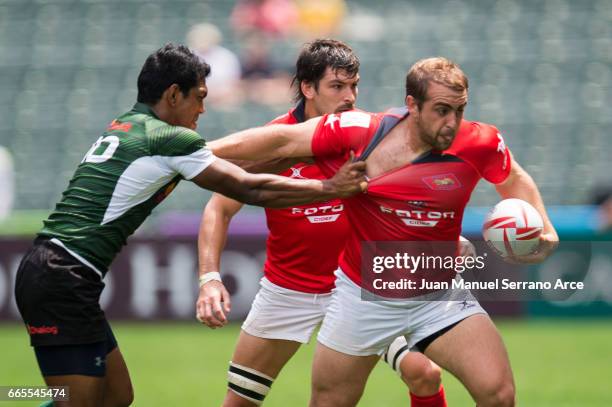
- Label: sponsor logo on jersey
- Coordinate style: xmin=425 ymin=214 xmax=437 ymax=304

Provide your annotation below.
xmin=380 ymin=205 xmax=455 ymax=227
xmin=406 ymin=200 xmax=426 ymax=207
xmin=289 ymin=166 xmax=308 ymax=179
xmin=27 ymin=324 xmax=59 ymax=335
xmin=107 ymin=120 xmax=132 ymax=133
xmin=422 ymin=173 xmax=462 ymax=191
xmin=292 ymin=204 xmax=343 ymax=223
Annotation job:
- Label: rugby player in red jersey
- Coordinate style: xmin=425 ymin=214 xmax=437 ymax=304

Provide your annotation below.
xmin=197 ymin=40 xmax=448 ymax=407
xmin=209 ymin=57 xmax=559 ymax=406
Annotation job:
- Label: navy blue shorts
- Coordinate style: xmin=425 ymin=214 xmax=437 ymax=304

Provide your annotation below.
xmin=15 ymin=238 xmax=119 ymax=376
xmin=34 ymin=320 xmax=118 ymax=377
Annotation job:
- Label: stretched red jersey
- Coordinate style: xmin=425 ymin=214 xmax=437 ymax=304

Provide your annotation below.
xmin=262 ymin=103 xmax=349 ymax=293
xmin=311 ymin=107 xmax=512 ymax=288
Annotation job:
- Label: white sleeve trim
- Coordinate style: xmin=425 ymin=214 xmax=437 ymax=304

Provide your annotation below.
xmin=165 ymin=147 xmax=216 ymax=180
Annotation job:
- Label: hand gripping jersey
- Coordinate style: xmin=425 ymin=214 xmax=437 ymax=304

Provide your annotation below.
xmin=39 ymin=103 xmax=215 ymax=277
xmin=263 ymin=102 xmax=349 ymax=293
xmin=312 ymin=107 xmax=512 ymax=289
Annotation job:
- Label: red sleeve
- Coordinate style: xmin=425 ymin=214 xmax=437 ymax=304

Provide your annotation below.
xmin=448 ymin=121 xmax=512 ymax=184
xmin=311 ymin=111 xmax=375 ymax=158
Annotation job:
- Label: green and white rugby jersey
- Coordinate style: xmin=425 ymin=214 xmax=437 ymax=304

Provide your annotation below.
xmin=39 ymin=103 xmax=215 ymax=277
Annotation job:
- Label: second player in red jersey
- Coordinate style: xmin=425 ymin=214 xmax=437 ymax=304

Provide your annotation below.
xmin=263 ymin=107 xmax=349 ymax=293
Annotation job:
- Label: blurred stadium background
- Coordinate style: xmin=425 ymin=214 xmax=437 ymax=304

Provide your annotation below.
xmin=0 ymin=0 xmax=611 ymax=405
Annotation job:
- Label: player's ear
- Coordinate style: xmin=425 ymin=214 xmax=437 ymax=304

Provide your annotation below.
xmin=301 ymin=80 xmax=316 ymax=100
xmin=406 ymin=95 xmax=419 ymax=113
xmin=166 ymin=84 xmax=180 ymax=106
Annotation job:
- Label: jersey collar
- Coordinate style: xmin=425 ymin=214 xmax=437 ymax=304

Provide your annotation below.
xmin=357 ymin=106 xmax=410 ymax=161
xmin=132 ymin=102 xmax=161 ymax=119
xmin=290 ymin=99 xmax=307 ymax=123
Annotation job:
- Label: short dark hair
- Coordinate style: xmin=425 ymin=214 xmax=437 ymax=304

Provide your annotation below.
xmin=291 ymin=39 xmax=360 ymax=103
xmin=137 ymin=43 xmax=211 ymax=104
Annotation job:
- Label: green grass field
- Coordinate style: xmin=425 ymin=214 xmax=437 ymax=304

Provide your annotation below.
xmin=2 ymin=319 xmax=611 ymax=406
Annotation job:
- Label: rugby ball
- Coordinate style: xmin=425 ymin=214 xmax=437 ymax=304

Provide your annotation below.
xmin=482 ymin=198 xmax=543 ymax=258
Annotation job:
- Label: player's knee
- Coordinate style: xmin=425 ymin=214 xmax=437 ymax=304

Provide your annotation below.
xmin=117 ymin=386 xmax=134 ymax=407
xmin=226 ymin=362 xmax=274 ymax=406
xmin=310 ymin=374 xmax=364 ymax=407
xmin=399 ymin=357 xmax=442 ymax=395
xmin=477 ymin=380 xmax=515 ymax=407
xmin=310 ymin=385 xmax=363 ymax=407
xmin=105 ymin=385 xmax=134 ymax=407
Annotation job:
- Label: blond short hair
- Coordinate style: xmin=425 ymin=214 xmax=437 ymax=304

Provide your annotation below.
xmin=405 ymin=57 xmax=468 ymax=106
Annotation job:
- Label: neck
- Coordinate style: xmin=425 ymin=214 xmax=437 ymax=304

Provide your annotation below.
xmin=303 ymin=101 xmax=320 ymax=121
xmin=404 ymin=118 xmax=432 ymax=157
xmin=150 ymin=102 xmax=170 ymax=123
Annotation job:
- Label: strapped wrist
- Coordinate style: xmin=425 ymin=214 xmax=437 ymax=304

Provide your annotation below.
xmin=199 ymin=272 xmax=222 ymax=288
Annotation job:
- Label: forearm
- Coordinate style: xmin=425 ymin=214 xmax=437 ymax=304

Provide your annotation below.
xmin=227 ymin=157 xmax=306 ymax=174
xmin=241 ymin=173 xmax=338 ymax=208
xmin=198 ymin=196 xmax=242 ymax=276
xmin=191 ymin=155 xmax=365 ymax=209
xmin=495 ymin=164 xmax=556 ymax=237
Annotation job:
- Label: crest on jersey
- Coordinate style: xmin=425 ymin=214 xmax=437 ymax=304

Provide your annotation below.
xmin=422 ymin=173 xmax=462 ymax=191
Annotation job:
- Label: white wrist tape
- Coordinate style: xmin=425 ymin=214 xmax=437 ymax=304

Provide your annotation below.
xmin=199 ymin=272 xmax=222 ymax=288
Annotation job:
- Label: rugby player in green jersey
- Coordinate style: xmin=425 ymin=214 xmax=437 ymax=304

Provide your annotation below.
xmin=14 ymin=43 xmax=366 ymax=407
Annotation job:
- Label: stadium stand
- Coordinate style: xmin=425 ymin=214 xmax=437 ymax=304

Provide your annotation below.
xmin=0 ymin=0 xmax=610 ymax=211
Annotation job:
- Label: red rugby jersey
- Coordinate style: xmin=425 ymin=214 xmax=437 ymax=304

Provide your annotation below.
xmin=311 ymin=107 xmax=512 ymax=288
xmin=262 ymin=103 xmax=349 ymax=293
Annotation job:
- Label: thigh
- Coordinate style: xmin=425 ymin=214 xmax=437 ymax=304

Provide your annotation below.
xmin=45 ymin=374 xmax=105 ymax=407
xmin=310 ymin=342 xmax=379 ymax=407
xmin=103 ymin=348 xmax=133 ymax=407
xmin=231 ymin=330 xmax=302 ymax=378
xmin=424 ymin=314 xmax=514 ymax=401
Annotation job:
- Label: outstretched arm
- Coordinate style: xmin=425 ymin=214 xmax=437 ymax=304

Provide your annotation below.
xmin=208 ymin=117 xmax=321 ymax=161
xmin=495 ymin=157 xmax=559 ymax=263
xmin=191 ymin=153 xmax=366 ymax=209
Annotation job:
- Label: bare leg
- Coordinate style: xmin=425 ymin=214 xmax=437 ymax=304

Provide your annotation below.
xmin=223 ymin=331 xmax=301 ymax=407
xmin=425 ymin=314 xmax=515 ymax=407
xmin=309 ymin=342 xmax=379 ymax=407
xmin=44 ymin=375 xmax=104 ymax=407
xmin=102 ymin=348 xmax=134 ymax=407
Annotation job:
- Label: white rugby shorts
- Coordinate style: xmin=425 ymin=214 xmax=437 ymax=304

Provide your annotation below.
xmin=318 ymin=268 xmax=487 ymax=356
xmin=241 ymin=277 xmax=331 ymax=343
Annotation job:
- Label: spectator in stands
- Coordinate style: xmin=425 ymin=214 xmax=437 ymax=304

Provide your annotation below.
xmin=239 ymin=34 xmax=292 ymax=106
xmin=294 ymin=0 xmax=346 ymax=38
xmin=230 ymin=0 xmax=298 ymax=39
xmin=187 ymin=23 xmax=243 ymax=108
